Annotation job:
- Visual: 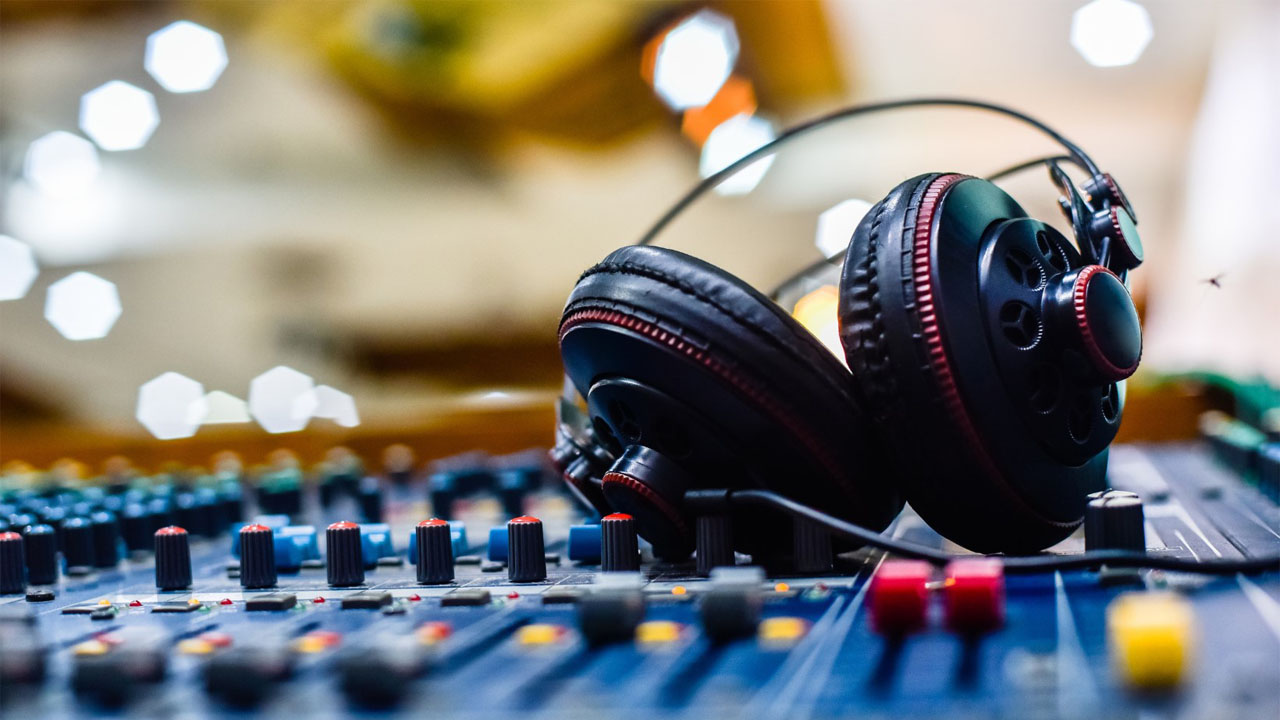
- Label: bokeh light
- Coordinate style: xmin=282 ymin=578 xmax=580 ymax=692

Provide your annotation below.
xmin=791 ymin=285 xmax=845 ymax=362
xmin=249 ymin=366 xmax=318 ymax=434
xmin=201 ymin=390 xmax=251 ymax=424
xmin=314 ymin=385 xmax=360 ymax=428
xmin=79 ymin=80 xmax=160 ymax=151
xmin=136 ymin=372 xmax=208 ymax=440
xmin=815 ymin=199 xmax=873 ymax=258
xmin=653 ymin=10 xmax=739 ymax=111
xmin=1071 ymin=0 xmax=1154 ymax=67
xmin=698 ymin=113 xmax=776 ymax=196
xmin=44 ymin=271 xmax=122 ymax=341
xmin=0 ymin=235 xmax=39 ymax=301
xmin=23 ymin=131 xmax=101 ymax=197
xmin=681 ymin=75 xmax=757 ymax=145
xmin=145 ymin=20 xmax=229 ymax=93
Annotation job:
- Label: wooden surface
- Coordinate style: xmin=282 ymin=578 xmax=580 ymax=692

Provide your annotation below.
xmin=0 ymin=381 xmax=1212 ymax=475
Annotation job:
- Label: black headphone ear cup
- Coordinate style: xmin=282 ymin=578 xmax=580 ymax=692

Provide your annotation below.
xmin=839 ymin=174 xmax=1105 ymax=554
xmin=559 ymin=245 xmax=903 ymax=558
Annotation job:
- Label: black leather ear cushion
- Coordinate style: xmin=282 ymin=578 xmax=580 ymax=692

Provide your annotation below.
xmin=839 ymin=174 xmax=1090 ymax=553
xmin=561 ymin=245 xmax=903 ymax=549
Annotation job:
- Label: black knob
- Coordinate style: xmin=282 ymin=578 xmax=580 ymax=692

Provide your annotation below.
xmin=121 ymin=504 xmax=151 ymax=553
xmin=146 ymin=498 xmax=172 ymax=534
xmin=0 ymin=531 xmax=24 ymax=594
xmin=220 ymin=488 xmax=244 ymax=525
xmin=239 ymin=524 xmax=278 ymax=589
xmin=415 ymin=519 xmax=454 ymax=585
xmin=601 ymin=513 xmax=640 ymax=572
xmin=792 ymin=518 xmax=833 ymax=574
xmin=695 ymin=514 xmax=734 ymax=577
xmin=90 ymin=511 xmax=121 ymax=568
xmin=154 ymin=526 xmax=192 ymax=590
xmin=507 ymin=516 xmax=546 ymax=583
xmin=174 ymin=494 xmax=204 ymax=537
xmin=1046 ymin=265 xmax=1141 ymax=383
xmin=1087 ymin=205 xmax=1143 ymax=271
xmin=326 ymin=521 xmax=364 ymax=587
xmin=1084 ymin=490 xmax=1145 ymax=552
xmin=428 ymin=474 xmax=456 ymax=521
xmin=358 ymin=477 xmax=383 ymax=523
xmin=62 ymin=517 xmax=95 ymax=571
xmin=22 ymin=524 xmax=58 ymax=586
xmin=36 ymin=506 xmax=65 ymax=552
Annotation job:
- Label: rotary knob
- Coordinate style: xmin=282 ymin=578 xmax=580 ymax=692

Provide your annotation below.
xmin=121 ymin=504 xmax=152 ymax=553
xmin=23 ymin=524 xmax=59 ymax=586
xmin=326 ymin=521 xmax=364 ymax=587
xmin=155 ymin=526 xmax=193 ymax=590
xmin=601 ymin=513 xmax=640 ymax=572
xmin=239 ymin=524 xmax=278 ymax=589
xmin=695 ymin=514 xmax=734 ymax=577
xmin=507 ymin=516 xmax=546 ymax=583
xmin=90 ymin=511 xmax=121 ymax=568
xmin=415 ymin=518 xmax=454 ymax=585
xmin=1046 ymin=265 xmax=1141 ymax=383
xmin=1084 ymin=490 xmax=1145 ymax=552
xmin=0 ymin=532 xmax=24 ymax=595
xmin=62 ymin=517 xmax=95 ymax=571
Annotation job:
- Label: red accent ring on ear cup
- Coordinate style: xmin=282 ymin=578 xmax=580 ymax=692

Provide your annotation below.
xmin=559 ymin=307 xmax=854 ymax=499
xmin=909 ymin=174 xmax=1004 ymax=483
xmin=1072 ymin=265 xmax=1140 ymax=381
xmin=601 ymin=470 xmax=689 ymax=538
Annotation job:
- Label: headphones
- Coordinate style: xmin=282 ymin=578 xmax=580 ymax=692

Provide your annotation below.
xmin=550 ymin=99 xmax=1144 ymax=559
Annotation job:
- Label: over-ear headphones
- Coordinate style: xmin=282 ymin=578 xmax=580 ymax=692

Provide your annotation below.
xmin=550 ymin=99 xmax=1144 ymax=559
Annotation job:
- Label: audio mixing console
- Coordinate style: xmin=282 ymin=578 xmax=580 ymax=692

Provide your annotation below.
xmin=2 ymin=417 xmax=1279 ymax=719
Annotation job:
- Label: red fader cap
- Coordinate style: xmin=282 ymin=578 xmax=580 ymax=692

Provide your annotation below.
xmin=869 ymin=560 xmax=932 ymax=635
xmin=943 ymin=558 xmax=1005 ymax=632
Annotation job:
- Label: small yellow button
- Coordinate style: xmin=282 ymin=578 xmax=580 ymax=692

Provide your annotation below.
xmin=636 ymin=621 xmax=683 ymax=645
xmin=758 ymin=617 xmax=809 ymax=645
xmin=73 ymin=640 xmax=111 ymax=656
xmin=177 ymin=639 xmax=214 ymax=655
xmin=1108 ymin=592 xmax=1195 ymax=689
xmin=294 ymin=637 xmax=326 ymax=654
xmin=516 ymin=624 xmax=566 ymax=646
xmin=97 ymin=599 xmax=113 ymax=606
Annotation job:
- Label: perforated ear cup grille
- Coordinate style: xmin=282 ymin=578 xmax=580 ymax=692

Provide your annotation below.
xmin=838 ymin=174 xmax=1082 ymax=553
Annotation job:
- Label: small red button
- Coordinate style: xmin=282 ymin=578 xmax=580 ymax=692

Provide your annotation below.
xmin=943 ymin=558 xmax=1005 ymax=632
xmin=869 ymin=560 xmax=932 ymax=634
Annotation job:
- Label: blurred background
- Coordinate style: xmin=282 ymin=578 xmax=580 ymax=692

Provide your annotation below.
xmin=1 ymin=0 xmax=1277 ymax=472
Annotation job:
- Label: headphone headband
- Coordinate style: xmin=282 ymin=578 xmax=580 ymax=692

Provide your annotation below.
xmin=636 ymin=97 xmax=1107 ymax=247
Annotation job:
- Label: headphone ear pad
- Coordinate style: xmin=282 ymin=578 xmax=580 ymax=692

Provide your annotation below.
xmin=838 ymin=174 xmax=1102 ymax=553
xmin=560 ymin=245 xmax=903 ymax=558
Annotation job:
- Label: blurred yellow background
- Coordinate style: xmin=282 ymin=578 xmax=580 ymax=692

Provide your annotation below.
xmin=1 ymin=0 xmax=1276 ymax=470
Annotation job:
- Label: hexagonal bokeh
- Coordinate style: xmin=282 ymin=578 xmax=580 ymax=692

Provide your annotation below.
xmin=249 ymin=366 xmax=318 ymax=434
xmin=137 ymin=372 xmax=208 ymax=440
xmin=653 ymin=10 xmax=739 ymax=111
xmin=1070 ymin=0 xmax=1153 ymax=68
xmin=314 ymin=385 xmax=360 ymax=428
xmin=698 ymin=113 xmax=776 ymax=196
xmin=80 ymin=81 xmax=160 ymax=151
xmin=201 ymin=390 xmax=251 ymax=424
xmin=814 ymin=199 xmax=873 ymax=258
xmin=44 ymin=272 xmax=122 ymax=341
xmin=0 ymin=235 xmax=39 ymax=301
xmin=24 ymin=131 xmax=101 ymax=197
xmin=146 ymin=20 xmax=228 ymax=93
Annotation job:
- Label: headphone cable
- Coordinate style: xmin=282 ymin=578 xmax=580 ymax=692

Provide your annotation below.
xmin=730 ymin=488 xmax=1280 ymax=576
